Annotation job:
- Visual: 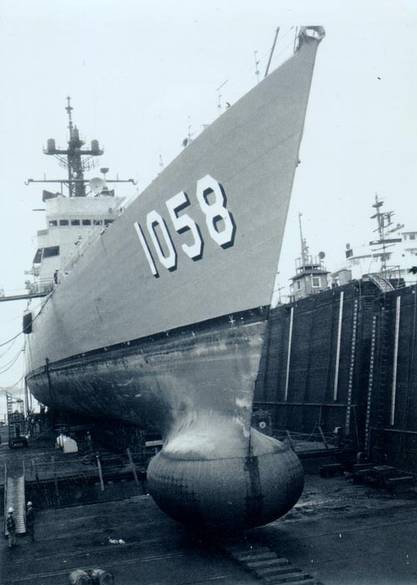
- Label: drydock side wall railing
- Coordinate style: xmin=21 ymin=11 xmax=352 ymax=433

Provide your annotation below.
xmin=22 ymin=450 xmax=147 ymax=509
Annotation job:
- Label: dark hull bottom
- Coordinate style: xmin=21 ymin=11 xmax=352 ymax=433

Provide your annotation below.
xmin=27 ymin=308 xmax=304 ymax=529
xmin=148 ymin=428 xmax=304 ymax=531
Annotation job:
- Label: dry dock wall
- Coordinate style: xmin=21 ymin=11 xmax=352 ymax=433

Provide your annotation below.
xmin=254 ymin=281 xmax=417 ymax=473
xmin=370 ymin=285 xmax=417 ymax=471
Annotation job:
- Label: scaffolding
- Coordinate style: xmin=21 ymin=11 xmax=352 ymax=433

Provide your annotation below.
xmin=6 ymin=393 xmax=28 ymax=448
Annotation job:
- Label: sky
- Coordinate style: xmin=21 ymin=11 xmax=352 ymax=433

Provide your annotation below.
xmin=0 ymin=0 xmax=416 ymax=402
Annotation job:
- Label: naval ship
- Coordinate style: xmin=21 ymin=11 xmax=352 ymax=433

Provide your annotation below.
xmin=24 ymin=27 xmax=325 ymax=531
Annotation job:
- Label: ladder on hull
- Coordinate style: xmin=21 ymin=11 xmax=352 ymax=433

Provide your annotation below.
xmin=3 ymin=465 xmax=26 ymax=535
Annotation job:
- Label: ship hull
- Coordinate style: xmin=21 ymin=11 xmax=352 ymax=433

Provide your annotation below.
xmin=27 ymin=309 xmax=268 ymax=436
xmin=26 ymin=32 xmax=322 ymax=373
xmin=28 ymin=307 xmax=304 ymax=530
xmin=25 ymin=29 xmax=323 ymax=529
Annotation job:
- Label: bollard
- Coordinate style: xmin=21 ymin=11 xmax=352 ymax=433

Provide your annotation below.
xmin=69 ymin=569 xmax=92 ymax=584
xmin=69 ymin=568 xmax=114 ymax=585
xmin=90 ymin=568 xmax=114 ymax=584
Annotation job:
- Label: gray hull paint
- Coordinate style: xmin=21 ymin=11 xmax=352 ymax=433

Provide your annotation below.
xmin=26 ymin=34 xmax=321 ymax=374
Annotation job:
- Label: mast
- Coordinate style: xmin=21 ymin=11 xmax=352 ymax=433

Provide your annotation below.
xmin=369 ymin=194 xmax=402 ymax=273
xmin=26 ymin=98 xmax=136 ymax=195
xmin=46 ymin=97 xmax=104 ymax=197
xmin=65 ymin=97 xmax=75 ymax=195
xmin=298 ymin=212 xmax=308 ymax=266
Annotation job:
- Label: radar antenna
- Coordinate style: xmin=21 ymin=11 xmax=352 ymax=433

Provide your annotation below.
xmin=65 ymin=96 xmax=74 ymax=135
xmin=369 ymin=194 xmax=403 ymax=273
xmin=25 ymin=99 xmax=136 ymax=196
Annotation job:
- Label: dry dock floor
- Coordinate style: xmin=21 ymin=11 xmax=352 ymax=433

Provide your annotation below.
xmin=1 ymin=473 xmax=417 ymax=585
xmin=1 ymin=494 xmax=256 ymax=585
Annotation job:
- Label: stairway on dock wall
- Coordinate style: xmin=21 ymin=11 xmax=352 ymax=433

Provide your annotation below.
xmin=4 ymin=468 xmax=26 ymax=535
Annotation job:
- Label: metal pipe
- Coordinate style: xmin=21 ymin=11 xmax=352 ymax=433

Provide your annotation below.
xmin=26 ymin=178 xmax=136 ymax=184
xmin=390 ymin=295 xmax=401 ymax=426
xmin=255 ymin=400 xmax=355 ymax=408
xmin=51 ymin=456 xmax=59 ymax=503
xmin=24 ymin=377 xmax=28 ymax=417
xmin=96 ymin=454 xmax=105 ymax=492
xmin=333 ymin=291 xmax=344 ymax=401
xmin=284 ymin=306 xmax=294 ymax=401
xmin=0 ymin=291 xmax=50 ymax=303
xmin=382 ymin=427 xmax=417 ymax=435
xmin=126 ymin=448 xmax=139 ymax=487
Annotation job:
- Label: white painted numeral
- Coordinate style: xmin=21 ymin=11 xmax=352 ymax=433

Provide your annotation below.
xmin=146 ymin=210 xmax=177 ymax=271
xmin=134 ymin=175 xmax=236 ymax=276
xmin=166 ymin=191 xmax=203 ymax=260
xmin=196 ymin=174 xmax=236 ymax=248
xmin=133 ymin=221 xmax=159 ymax=277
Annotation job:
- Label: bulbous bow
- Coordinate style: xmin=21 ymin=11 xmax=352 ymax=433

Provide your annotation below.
xmin=147 ymin=424 xmax=304 ymax=531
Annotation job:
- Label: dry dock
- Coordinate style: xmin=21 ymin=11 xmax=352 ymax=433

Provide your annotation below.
xmin=2 ymin=475 xmax=417 ymax=584
xmin=1 ymin=495 xmax=259 ymax=585
xmin=1 ymin=427 xmax=417 ymax=585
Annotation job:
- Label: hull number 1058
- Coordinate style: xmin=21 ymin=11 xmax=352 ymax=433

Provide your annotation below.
xmin=133 ymin=175 xmax=236 ymax=277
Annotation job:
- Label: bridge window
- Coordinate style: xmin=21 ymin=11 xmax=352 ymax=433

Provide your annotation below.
xmin=48 ymin=220 xmax=58 ymax=227
xmin=104 ymin=219 xmax=114 ymax=226
xmin=43 ymin=246 xmax=60 ymax=258
xmin=59 ymin=219 xmax=69 ymax=226
xmin=82 ymin=219 xmax=91 ymax=226
xmin=71 ymin=219 xmax=80 ymax=226
xmin=93 ymin=219 xmax=103 ymax=225
xmin=33 ymin=249 xmax=42 ymax=264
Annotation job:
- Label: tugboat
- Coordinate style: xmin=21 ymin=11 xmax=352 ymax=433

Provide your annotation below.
xmin=289 ymin=213 xmax=329 ymax=302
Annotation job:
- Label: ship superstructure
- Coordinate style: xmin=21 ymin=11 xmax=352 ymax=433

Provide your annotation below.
xmin=27 ymin=97 xmax=134 ymax=292
xmin=289 ymin=213 xmax=329 ymax=301
xmin=32 ymin=193 xmax=126 ymax=288
xmin=344 ymin=195 xmax=417 ymax=286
